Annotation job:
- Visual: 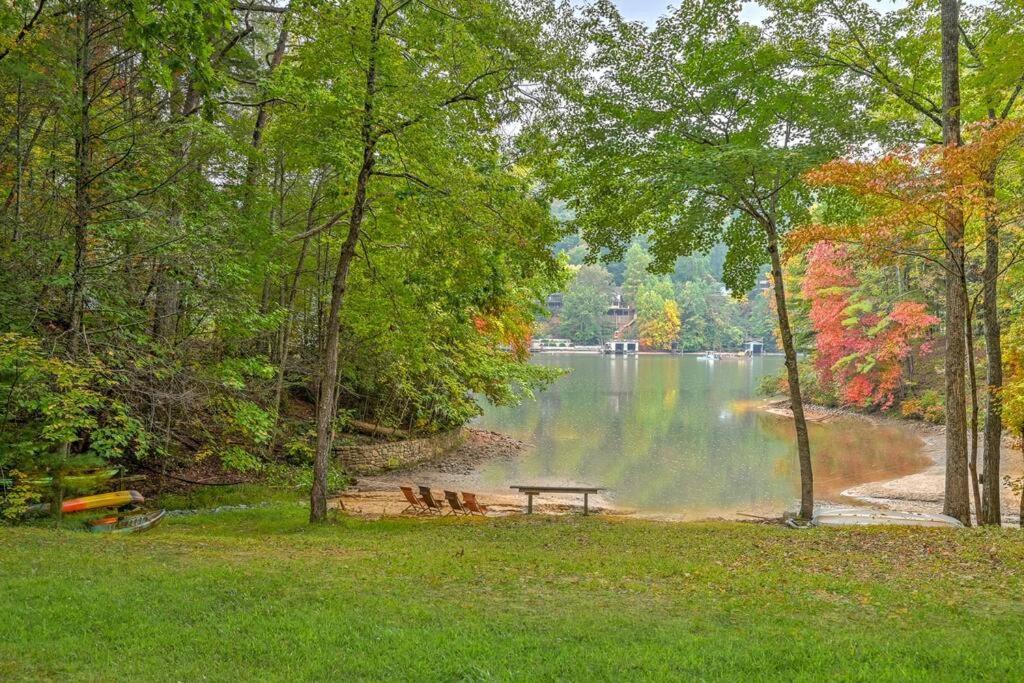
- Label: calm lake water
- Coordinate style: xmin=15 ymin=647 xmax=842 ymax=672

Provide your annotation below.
xmin=473 ymin=353 xmax=930 ymax=515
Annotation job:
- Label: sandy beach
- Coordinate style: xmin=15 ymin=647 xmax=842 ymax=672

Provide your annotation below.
xmin=767 ymin=402 xmax=1024 ymax=525
xmin=333 ymin=409 xmax=1024 ymax=524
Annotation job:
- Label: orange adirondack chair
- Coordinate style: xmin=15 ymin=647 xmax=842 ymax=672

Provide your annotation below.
xmin=418 ymin=486 xmax=445 ymax=514
xmin=400 ymin=486 xmax=430 ymax=515
xmin=461 ymin=492 xmax=488 ymax=516
xmin=444 ymin=490 xmax=470 ymax=516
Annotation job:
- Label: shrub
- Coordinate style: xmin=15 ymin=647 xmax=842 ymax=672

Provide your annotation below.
xmin=0 ymin=333 xmax=150 ymax=518
xmin=900 ymin=389 xmax=944 ymax=424
xmin=760 ymin=362 xmax=839 ymax=407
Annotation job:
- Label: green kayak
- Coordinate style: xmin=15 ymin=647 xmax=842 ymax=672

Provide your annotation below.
xmin=86 ymin=510 xmax=166 ymax=534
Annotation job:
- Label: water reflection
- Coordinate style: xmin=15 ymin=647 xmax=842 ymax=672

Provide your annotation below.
xmin=474 ymin=354 xmax=929 ymax=514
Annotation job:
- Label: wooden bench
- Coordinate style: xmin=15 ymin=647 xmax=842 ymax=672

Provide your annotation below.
xmin=510 ymin=485 xmax=604 ymax=515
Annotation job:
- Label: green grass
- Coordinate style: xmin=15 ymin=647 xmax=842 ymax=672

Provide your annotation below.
xmin=2 ymin=493 xmax=1024 ymax=681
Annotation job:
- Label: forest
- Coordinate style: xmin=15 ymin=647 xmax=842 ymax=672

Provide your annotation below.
xmin=1 ymin=0 xmax=1024 ymax=529
xmin=6 ymin=1 xmax=1024 ymax=679
xmin=539 ymin=238 xmax=777 ymax=351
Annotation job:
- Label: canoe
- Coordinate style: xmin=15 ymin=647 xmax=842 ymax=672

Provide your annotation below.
xmin=87 ymin=510 xmax=166 ymax=534
xmin=28 ymin=490 xmax=144 ymax=515
xmin=812 ymin=508 xmax=964 ymax=529
xmin=1 ymin=468 xmax=120 ymax=490
xmin=29 ymin=469 xmax=120 ymax=489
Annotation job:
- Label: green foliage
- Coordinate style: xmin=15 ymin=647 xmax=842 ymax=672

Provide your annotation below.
xmin=636 ymin=278 xmax=679 ymax=349
xmin=557 ymin=265 xmax=614 ymax=345
xmin=547 ymin=0 xmax=870 ymax=299
xmin=215 ymin=446 xmax=264 ymax=475
xmin=900 ymin=390 xmax=945 ymax=424
xmin=622 ymin=242 xmax=654 ymax=300
xmin=0 ymin=333 xmax=149 ymax=466
xmin=762 ymin=361 xmax=839 ymax=407
xmin=0 ymin=0 xmax=576 ymax=479
xmin=0 ymin=473 xmax=41 ymax=521
xmin=0 ymin=333 xmax=153 ymax=517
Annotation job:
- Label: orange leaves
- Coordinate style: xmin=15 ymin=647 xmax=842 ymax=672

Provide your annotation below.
xmin=472 ymin=311 xmax=533 ymax=361
xmin=792 ymin=119 xmax=1024 ymax=260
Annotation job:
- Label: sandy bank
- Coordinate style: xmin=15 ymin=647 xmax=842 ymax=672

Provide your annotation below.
xmin=339 ymin=410 xmax=1024 ymax=524
xmin=767 ymin=400 xmax=1023 ymax=525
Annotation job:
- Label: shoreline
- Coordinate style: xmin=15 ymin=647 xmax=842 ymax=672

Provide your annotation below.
xmin=342 ymin=408 xmax=1023 ymax=524
xmin=763 ymin=399 xmax=1023 ymax=525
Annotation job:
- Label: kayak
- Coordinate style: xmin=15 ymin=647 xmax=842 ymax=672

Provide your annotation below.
xmin=87 ymin=510 xmax=166 ymax=534
xmin=28 ymin=469 xmax=120 ymax=490
xmin=812 ymin=508 xmax=964 ymax=529
xmin=28 ymin=490 xmax=144 ymax=515
xmin=1 ymin=468 xmax=120 ymax=490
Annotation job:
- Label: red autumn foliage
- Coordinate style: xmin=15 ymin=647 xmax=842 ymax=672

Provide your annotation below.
xmin=803 ymin=243 xmax=939 ymax=410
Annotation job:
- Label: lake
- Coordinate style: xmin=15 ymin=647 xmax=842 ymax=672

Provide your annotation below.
xmin=473 ymin=353 xmax=931 ymax=516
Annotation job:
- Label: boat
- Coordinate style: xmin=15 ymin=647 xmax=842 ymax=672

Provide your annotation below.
xmin=28 ymin=490 xmax=144 ymax=515
xmin=1 ymin=468 xmax=120 ymax=490
xmin=812 ymin=508 xmax=964 ymax=529
xmin=86 ymin=510 xmax=166 ymax=534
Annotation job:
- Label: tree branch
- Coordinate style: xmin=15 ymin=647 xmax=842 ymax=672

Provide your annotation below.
xmin=0 ymin=0 xmax=47 ymax=63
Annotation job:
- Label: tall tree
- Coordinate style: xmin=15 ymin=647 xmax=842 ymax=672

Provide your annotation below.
xmin=558 ymin=265 xmax=614 ymax=344
xmin=768 ymin=0 xmax=1024 ymax=524
xmin=0 ymin=0 xmax=572 ymax=517
xmin=549 ymin=0 xmax=866 ymax=518
xmin=288 ymin=0 xmax=570 ymax=521
xmin=940 ymin=0 xmax=971 ymax=524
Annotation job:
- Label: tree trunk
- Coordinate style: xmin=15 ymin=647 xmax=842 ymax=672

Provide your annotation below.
xmin=245 ymin=22 xmax=290 ymax=356
xmin=940 ymin=0 xmax=971 ymax=525
xmin=60 ymin=0 xmax=95 ymax=521
xmin=310 ymin=0 xmax=382 ymax=523
xmin=70 ymin=2 xmax=92 ymax=357
xmin=152 ymin=82 xmax=187 ymax=343
xmin=1019 ymin=431 xmax=1023 ymax=529
xmin=966 ymin=302 xmax=981 ymax=520
xmin=765 ymin=220 xmax=814 ymax=519
xmin=980 ymin=159 xmax=1003 ymax=526
xmin=152 ymin=263 xmax=180 ymax=341
xmin=267 ymin=223 xmax=313 ymax=458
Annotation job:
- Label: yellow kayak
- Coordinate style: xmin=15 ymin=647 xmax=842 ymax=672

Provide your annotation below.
xmin=29 ymin=490 xmax=144 ymax=515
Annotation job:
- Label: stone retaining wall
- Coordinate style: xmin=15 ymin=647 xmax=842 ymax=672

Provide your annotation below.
xmin=334 ymin=428 xmax=466 ymax=475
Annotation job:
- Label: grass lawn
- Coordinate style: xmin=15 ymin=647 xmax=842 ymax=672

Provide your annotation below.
xmin=2 ymin=492 xmax=1024 ymax=681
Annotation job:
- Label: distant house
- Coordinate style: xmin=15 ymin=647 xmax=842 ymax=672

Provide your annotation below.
xmin=604 ymin=340 xmax=639 ymax=355
xmin=745 ymin=340 xmax=764 ymax=355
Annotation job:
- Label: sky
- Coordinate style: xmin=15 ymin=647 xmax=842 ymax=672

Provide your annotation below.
xmin=603 ymin=1 xmax=771 ymax=25
xmin=603 ymin=0 xmax=940 ymax=26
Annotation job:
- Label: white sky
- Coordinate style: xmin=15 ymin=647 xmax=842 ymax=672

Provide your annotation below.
xmin=602 ymin=0 xmax=916 ymax=26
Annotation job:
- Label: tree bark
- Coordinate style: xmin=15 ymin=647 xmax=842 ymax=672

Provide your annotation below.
xmin=70 ymin=1 xmax=93 ymax=357
xmin=1019 ymin=431 xmax=1023 ymax=529
xmin=940 ymin=0 xmax=971 ymax=525
xmin=251 ymin=22 xmax=290 ymax=357
xmin=309 ymin=0 xmax=382 ymax=523
xmin=765 ymin=220 xmax=814 ymax=520
xmin=266 ymin=193 xmax=316 ymax=457
xmin=980 ymin=159 xmax=1003 ymax=525
xmin=966 ymin=302 xmax=981 ymax=519
xmin=152 ymin=82 xmax=187 ymax=343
